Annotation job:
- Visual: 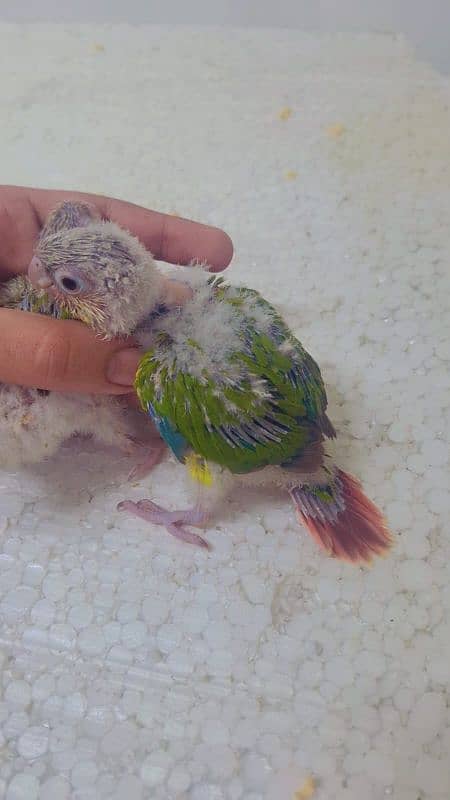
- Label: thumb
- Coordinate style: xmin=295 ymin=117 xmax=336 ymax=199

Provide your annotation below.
xmin=0 ymin=309 xmax=141 ymax=394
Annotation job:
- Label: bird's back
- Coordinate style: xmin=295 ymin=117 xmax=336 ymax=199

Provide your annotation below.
xmin=136 ymin=276 xmax=334 ymax=474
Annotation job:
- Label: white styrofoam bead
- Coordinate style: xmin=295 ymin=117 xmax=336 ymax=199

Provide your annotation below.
xmin=167 ymin=766 xmax=191 ymax=793
xmin=78 ymin=626 xmax=107 ymax=656
xmin=5 ymin=681 xmax=32 ymax=710
xmin=240 ymin=574 xmax=268 ymax=605
xmin=6 ymin=774 xmax=40 ymax=800
xmin=39 ymin=776 xmax=71 ymax=800
xmin=17 ymin=726 xmax=49 ymax=759
xmin=397 ymin=560 xmax=434 ymax=592
xmin=42 ymin=575 xmax=67 ymax=602
xmin=408 ymin=692 xmax=446 ymax=745
xmin=242 ymin=754 xmax=273 ymax=790
xmin=112 ymin=775 xmax=144 ymax=800
xmin=201 ymin=719 xmax=230 ymax=746
xmin=415 ymin=755 xmax=450 ymax=795
xmin=83 ymin=707 xmax=114 ymax=739
xmin=121 ymin=621 xmax=148 ymax=649
xmin=22 ymin=564 xmax=45 ymax=587
xmin=71 ymin=761 xmax=99 ymax=789
xmin=140 ymin=751 xmax=171 ymax=787
xmin=189 ymin=784 xmax=225 ymax=800
xmin=2 ymin=587 xmax=39 ymax=622
xmin=100 ymin=722 xmax=137 ymax=756
xmin=4 ymin=713 xmax=30 ymax=740
xmin=68 ymin=603 xmax=94 ymax=630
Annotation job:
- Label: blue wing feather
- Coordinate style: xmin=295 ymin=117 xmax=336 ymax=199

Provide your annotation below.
xmin=147 ymin=402 xmax=189 ymax=462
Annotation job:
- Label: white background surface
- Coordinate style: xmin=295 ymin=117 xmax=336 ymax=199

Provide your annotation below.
xmin=0 ymin=20 xmax=449 ymax=800
xmin=0 ymin=0 xmax=449 ymax=70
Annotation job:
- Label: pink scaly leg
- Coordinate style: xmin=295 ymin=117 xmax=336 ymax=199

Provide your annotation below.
xmin=117 ymin=499 xmax=211 ymax=549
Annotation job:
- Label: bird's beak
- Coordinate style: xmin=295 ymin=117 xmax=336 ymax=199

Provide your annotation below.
xmin=28 ymin=256 xmax=53 ymax=290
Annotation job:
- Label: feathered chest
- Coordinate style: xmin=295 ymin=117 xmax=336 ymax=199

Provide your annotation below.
xmin=148 ymin=292 xmax=248 ymax=384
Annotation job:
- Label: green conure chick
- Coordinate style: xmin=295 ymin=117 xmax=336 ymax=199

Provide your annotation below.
xmin=124 ymin=272 xmax=392 ymax=562
xmin=25 ymin=204 xmax=392 ymax=563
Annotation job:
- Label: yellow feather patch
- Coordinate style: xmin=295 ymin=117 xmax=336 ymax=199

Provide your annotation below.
xmin=186 ymin=453 xmax=213 ymax=486
xmin=279 ymin=106 xmax=293 ymax=121
xmin=294 ymin=776 xmax=315 ymax=799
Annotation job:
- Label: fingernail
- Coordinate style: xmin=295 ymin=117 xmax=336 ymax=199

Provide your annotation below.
xmin=107 ymin=348 xmax=141 ymax=386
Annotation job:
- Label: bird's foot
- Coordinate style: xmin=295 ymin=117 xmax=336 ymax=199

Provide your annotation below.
xmin=117 ymin=499 xmax=210 ymax=549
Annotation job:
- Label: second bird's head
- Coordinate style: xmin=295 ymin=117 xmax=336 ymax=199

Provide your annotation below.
xmin=28 ymin=222 xmax=163 ymax=338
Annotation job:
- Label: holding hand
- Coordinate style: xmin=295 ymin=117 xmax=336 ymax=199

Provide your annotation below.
xmin=0 ymin=185 xmax=233 ymax=395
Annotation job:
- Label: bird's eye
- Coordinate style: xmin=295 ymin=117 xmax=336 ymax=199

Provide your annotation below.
xmin=55 ymin=272 xmax=85 ymax=294
xmin=61 ymin=276 xmax=79 ymax=291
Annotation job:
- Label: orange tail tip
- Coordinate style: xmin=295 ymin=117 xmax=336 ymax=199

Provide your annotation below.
xmin=290 ymin=469 xmax=392 ymax=564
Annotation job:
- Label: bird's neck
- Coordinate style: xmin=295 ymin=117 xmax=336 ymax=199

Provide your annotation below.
xmin=136 ymin=277 xmax=194 ymax=326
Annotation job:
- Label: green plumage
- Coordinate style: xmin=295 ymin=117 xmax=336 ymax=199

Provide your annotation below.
xmin=135 ymin=278 xmax=335 ymax=476
xmin=0 ymin=276 xmax=72 ymax=319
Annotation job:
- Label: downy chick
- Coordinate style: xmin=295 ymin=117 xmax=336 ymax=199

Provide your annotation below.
xmin=120 ymin=272 xmax=392 ymax=562
xmin=0 ymin=201 xmax=164 ymax=470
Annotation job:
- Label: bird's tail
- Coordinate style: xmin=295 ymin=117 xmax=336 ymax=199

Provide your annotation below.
xmin=290 ymin=468 xmax=392 ymax=563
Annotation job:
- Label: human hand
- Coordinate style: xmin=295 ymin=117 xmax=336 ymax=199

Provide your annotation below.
xmin=0 ymin=185 xmax=233 ymax=395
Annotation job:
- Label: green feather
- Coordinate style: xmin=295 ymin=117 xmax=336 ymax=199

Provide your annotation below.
xmin=0 ymin=276 xmax=73 ymax=319
xmin=136 ymin=282 xmax=331 ymax=475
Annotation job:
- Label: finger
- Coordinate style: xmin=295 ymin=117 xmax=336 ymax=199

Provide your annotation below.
xmin=23 ymin=186 xmax=234 ymax=271
xmin=0 ymin=309 xmax=142 ymax=395
xmin=0 ymin=189 xmax=42 ymax=280
xmin=121 ymin=392 xmax=142 ymax=410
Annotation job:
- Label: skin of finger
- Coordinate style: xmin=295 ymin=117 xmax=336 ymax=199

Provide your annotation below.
xmin=0 ymin=277 xmax=190 ymax=395
xmin=121 ymin=392 xmax=142 ymax=410
xmin=0 ymin=309 xmax=138 ymax=394
xmin=0 ymin=186 xmax=233 ymax=275
xmin=0 ymin=190 xmax=42 ymax=279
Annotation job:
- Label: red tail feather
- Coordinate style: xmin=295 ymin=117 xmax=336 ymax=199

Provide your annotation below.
xmin=291 ymin=469 xmax=392 ymax=564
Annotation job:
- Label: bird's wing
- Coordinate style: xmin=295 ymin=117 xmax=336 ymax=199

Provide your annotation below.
xmin=0 ymin=276 xmax=28 ymax=308
xmin=145 ymin=400 xmax=190 ymax=463
xmin=135 ymin=288 xmax=332 ymax=475
xmin=0 ymin=275 xmax=74 ymax=318
xmin=231 ymin=285 xmax=334 ymax=437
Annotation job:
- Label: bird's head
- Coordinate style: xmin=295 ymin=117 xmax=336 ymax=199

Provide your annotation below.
xmin=28 ymin=222 xmax=163 ymax=338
